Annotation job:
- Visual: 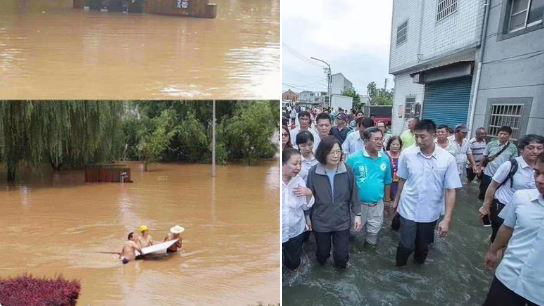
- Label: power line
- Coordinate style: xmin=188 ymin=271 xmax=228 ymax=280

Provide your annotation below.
xmin=282 ymin=43 xmax=324 ymax=68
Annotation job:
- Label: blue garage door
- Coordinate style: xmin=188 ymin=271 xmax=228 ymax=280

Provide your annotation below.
xmin=422 ymin=76 xmax=472 ymax=128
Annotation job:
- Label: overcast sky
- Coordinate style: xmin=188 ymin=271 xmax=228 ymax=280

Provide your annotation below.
xmin=282 ymin=0 xmax=394 ymax=96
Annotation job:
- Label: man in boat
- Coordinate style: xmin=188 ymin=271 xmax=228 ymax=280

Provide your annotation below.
xmin=137 ymin=225 xmax=154 ymax=248
xmin=164 ymin=225 xmax=184 ymax=253
xmin=119 ymin=232 xmax=142 ymax=264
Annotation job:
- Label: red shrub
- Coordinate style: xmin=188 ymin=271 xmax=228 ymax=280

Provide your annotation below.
xmin=0 ymin=274 xmax=80 ymax=306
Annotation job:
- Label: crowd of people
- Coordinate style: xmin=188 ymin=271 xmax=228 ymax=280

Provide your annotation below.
xmin=281 ymin=105 xmax=544 ymax=305
xmin=119 ymin=224 xmax=184 ymax=264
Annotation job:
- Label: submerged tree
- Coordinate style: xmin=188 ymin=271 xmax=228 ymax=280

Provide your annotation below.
xmin=0 ymin=101 xmax=124 ymax=182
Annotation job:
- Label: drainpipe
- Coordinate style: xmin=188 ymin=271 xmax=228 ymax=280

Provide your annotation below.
xmin=467 ymin=0 xmax=490 ymax=135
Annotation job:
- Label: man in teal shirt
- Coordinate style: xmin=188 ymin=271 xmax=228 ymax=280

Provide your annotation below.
xmin=347 ymin=127 xmax=393 ymax=245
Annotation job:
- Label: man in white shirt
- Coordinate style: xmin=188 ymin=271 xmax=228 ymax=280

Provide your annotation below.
xmin=393 ymin=119 xmax=462 ymax=266
xmin=479 ymin=134 xmax=544 ymax=242
xmin=312 ymin=112 xmax=333 ymax=151
xmin=342 ymin=117 xmax=375 ymax=158
xmin=483 ymin=152 xmax=544 ymax=306
xmin=290 ymin=111 xmax=318 ymax=149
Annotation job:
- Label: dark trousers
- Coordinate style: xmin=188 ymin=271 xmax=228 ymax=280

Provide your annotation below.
xmin=396 ymin=216 xmax=437 ymax=266
xmin=466 ymin=167 xmax=482 ymax=183
xmin=479 ymin=174 xmax=492 ymax=200
xmin=314 ymin=229 xmax=350 ymax=269
xmin=490 ymin=199 xmax=505 ymax=243
xmin=282 ymin=231 xmax=305 ymax=270
xmin=483 ymin=276 xmax=537 ymax=306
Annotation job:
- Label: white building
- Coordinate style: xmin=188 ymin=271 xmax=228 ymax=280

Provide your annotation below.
xmin=389 ymin=0 xmax=486 ymax=134
xmin=298 ymin=91 xmax=327 ymax=106
xmin=331 ymin=73 xmax=354 ymax=95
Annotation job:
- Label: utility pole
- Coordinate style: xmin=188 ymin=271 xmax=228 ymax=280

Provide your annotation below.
xmin=212 ymin=100 xmax=216 ymax=177
xmin=310 ymin=57 xmax=331 ymax=109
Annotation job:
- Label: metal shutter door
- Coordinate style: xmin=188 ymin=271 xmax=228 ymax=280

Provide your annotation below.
xmin=422 ymin=76 xmax=472 ymax=127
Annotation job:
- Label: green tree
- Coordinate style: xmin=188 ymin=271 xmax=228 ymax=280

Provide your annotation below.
xmin=366 ymin=82 xmax=393 ymax=106
xmin=136 ymin=109 xmax=177 ymax=171
xmin=342 ymin=88 xmax=361 ymax=105
xmin=0 ymin=101 xmax=124 ymax=182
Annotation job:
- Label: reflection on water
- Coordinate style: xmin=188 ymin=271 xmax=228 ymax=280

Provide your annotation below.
xmin=283 ymin=183 xmax=492 ymax=305
xmin=0 ymin=161 xmax=279 ymax=304
xmin=0 ymin=0 xmax=279 ymax=99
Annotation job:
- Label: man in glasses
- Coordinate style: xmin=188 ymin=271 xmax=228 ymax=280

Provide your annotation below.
xmin=346 ymin=127 xmax=392 ymax=245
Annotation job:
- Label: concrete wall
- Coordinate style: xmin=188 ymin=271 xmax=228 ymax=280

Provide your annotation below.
xmin=331 ymin=73 xmax=353 ymax=95
xmin=390 ymin=0 xmax=484 ymax=73
xmin=391 ymin=73 xmax=425 ymax=135
xmin=472 ymin=0 xmax=544 ymax=136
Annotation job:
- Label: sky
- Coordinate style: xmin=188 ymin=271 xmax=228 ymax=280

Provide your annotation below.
xmin=282 ymin=0 xmax=394 ymax=96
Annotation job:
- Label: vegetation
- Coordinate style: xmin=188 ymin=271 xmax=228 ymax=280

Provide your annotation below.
xmin=367 ymin=81 xmax=394 ymax=106
xmin=342 ymin=88 xmax=361 ymax=104
xmin=0 ymin=101 xmax=279 ymax=180
xmin=0 ymin=274 xmax=80 ymax=306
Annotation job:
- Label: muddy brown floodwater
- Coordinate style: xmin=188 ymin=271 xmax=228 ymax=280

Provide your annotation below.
xmin=0 ymin=161 xmax=279 ymax=305
xmin=0 ymin=0 xmax=279 ymax=100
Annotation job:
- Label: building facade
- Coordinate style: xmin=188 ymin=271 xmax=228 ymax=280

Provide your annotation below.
xmin=331 ymin=73 xmax=354 ymax=95
xmin=282 ymin=89 xmax=299 ymax=103
xmin=298 ymin=91 xmax=327 ymax=106
xmin=389 ymin=0 xmax=543 ymax=139
xmin=389 ymin=0 xmax=486 ymax=134
xmin=471 ymin=0 xmax=544 ymax=140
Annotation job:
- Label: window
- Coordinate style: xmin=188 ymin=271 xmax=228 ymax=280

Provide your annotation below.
xmin=396 ymin=21 xmax=408 ymax=46
xmin=508 ymin=0 xmax=544 ymax=32
xmin=487 ymin=104 xmax=524 ymax=140
xmin=437 ymin=0 xmax=458 ymax=21
xmin=404 ymin=96 xmax=421 ymax=119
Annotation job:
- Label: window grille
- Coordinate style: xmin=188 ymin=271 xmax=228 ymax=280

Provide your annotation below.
xmin=396 ymin=21 xmax=408 ymax=46
xmin=487 ymin=104 xmax=524 ymax=140
xmin=437 ymin=0 xmax=458 ymax=21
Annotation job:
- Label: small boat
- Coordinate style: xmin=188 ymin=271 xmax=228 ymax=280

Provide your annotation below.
xmin=140 ymin=239 xmax=179 ymax=255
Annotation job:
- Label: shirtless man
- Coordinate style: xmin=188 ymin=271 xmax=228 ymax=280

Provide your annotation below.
xmin=119 ymin=232 xmax=142 ymax=264
xmin=164 ymin=225 xmax=184 ymax=253
xmin=137 ymin=225 xmax=154 ymax=248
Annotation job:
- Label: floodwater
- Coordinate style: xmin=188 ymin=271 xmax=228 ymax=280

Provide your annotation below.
xmin=283 ymin=183 xmax=494 ymax=305
xmin=0 ymin=0 xmax=279 ymax=100
xmin=0 ymin=161 xmax=279 ymax=305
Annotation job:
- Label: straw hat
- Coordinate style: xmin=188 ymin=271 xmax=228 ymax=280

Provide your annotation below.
xmin=170 ymin=225 xmax=185 ymax=234
xmin=138 ymin=225 xmax=149 ymax=232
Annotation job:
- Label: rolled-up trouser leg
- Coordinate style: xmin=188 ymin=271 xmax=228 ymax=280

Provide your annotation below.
xmin=332 ymin=229 xmax=350 ymax=268
xmin=396 ymin=216 xmax=416 ymax=266
xmin=282 ymin=232 xmax=305 ymax=270
xmin=314 ymin=231 xmax=332 ymax=266
xmin=413 ymin=220 xmax=437 ymax=264
xmin=364 ymin=201 xmax=384 ymax=245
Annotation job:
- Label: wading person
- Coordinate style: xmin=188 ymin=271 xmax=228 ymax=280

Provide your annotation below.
xmin=296 ymin=131 xmax=318 ymax=182
xmin=119 ymin=232 xmax=142 ymax=264
xmin=313 ymin=113 xmax=333 ymax=150
xmin=400 ymin=118 xmax=419 ymax=151
xmin=290 ymin=111 xmax=318 ymax=149
xmin=393 ymin=120 xmax=462 ymax=266
xmin=137 ymin=225 xmax=154 ymax=248
xmin=342 ymin=117 xmax=375 ymax=158
xmin=479 ymin=134 xmax=544 ymax=242
xmin=450 ymin=124 xmax=478 ymax=182
xmin=282 ymin=125 xmax=293 ymax=151
xmin=346 ymin=127 xmax=392 ymax=245
xmin=482 ymin=152 xmax=544 ymax=306
xmin=306 ymin=136 xmax=362 ymax=268
xmin=282 ymin=148 xmax=314 ymax=271
xmin=467 ymin=127 xmax=487 ymax=183
xmin=331 ymin=113 xmax=351 ymax=144
xmin=164 ymin=225 xmax=184 ymax=253
xmin=479 ymin=126 xmax=519 ymax=200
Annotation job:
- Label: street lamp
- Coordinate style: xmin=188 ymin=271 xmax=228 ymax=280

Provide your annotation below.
xmin=310 ymin=57 xmax=331 ymax=108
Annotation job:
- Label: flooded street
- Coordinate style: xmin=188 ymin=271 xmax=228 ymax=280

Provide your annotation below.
xmin=0 ymin=0 xmax=279 ymax=100
xmin=0 ymin=161 xmax=279 ymax=305
xmin=283 ymin=183 xmax=493 ymax=305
